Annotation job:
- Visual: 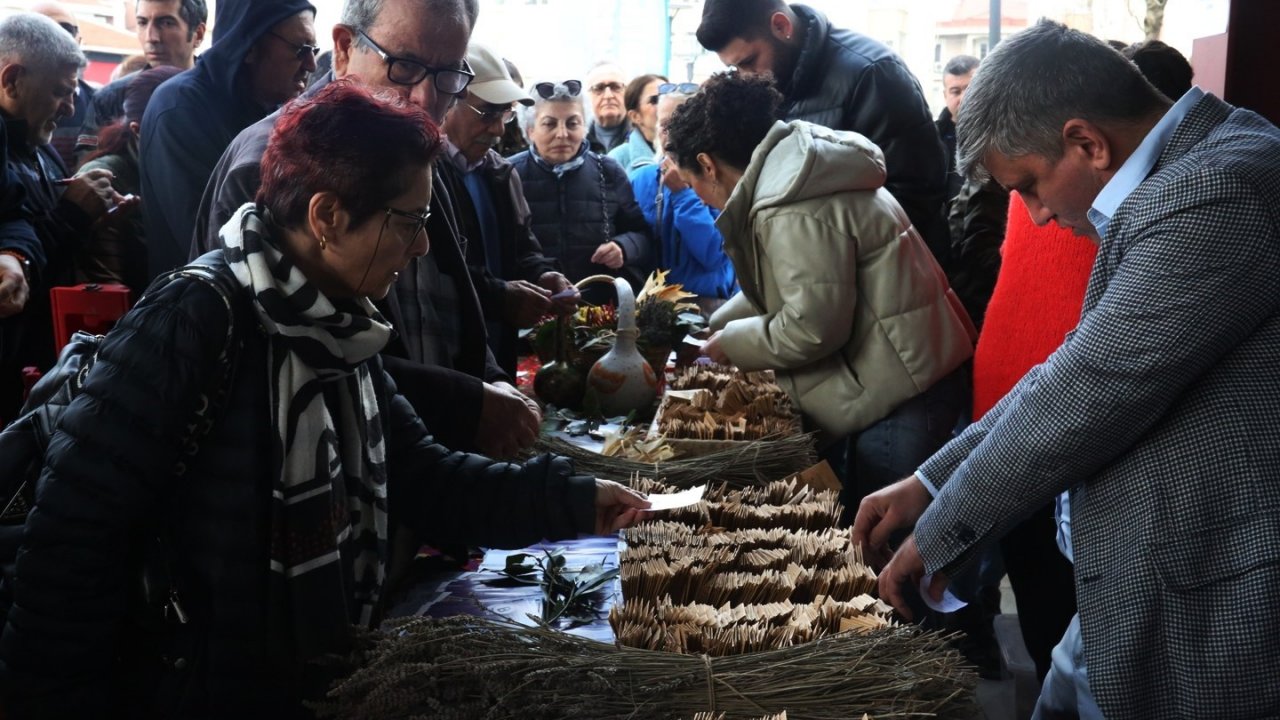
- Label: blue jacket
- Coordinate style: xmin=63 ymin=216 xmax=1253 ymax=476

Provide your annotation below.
xmin=140 ymin=0 xmax=314 ymax=279
xmin=628 ymin=163 xmax=735 ymax=299
xmin=607 ymin=128 xmax=657 ymax=172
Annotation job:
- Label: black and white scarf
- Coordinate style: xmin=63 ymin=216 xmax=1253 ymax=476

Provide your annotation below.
xmin=222 ymin=204 xmax=392 ymax=659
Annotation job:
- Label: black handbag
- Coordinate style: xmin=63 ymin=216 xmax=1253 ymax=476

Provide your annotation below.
xmin=0 ymin=253 xmax=244 ymax=630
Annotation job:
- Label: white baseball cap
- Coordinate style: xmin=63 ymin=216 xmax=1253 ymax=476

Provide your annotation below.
xmin=465 ymin=44 xmax=533 ymax=107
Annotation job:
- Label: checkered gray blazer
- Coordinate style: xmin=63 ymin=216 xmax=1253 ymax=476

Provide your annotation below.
xmin=914 ymin=94 xmax=1280 ymax=718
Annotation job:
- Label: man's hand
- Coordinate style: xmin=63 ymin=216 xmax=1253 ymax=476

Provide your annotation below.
xmin=0 ymin=254 xmax=29 ymax=318
xmin=590 ymin=241 xmax=624 ymax=270
xmin=502 ymin=279 xmax=553 ymax=328
xmin=593 ymin=479 xmax=651 ymax=534
xmin=851 ymin=474 xmax=934 ymax=569
xmin=700 ymin=330 xmax=730 ymax=365
xmin=59 ymin=169 xmax=125 ymax=220
xmin=660 ymin=158 xmax=689 ymax=192
xmin=474 ymin=381 xmax=541 ymax=459
xmin=538 ymin=271 xmax=580 ymax=314
xmin=877 ymin=534 xmax=949 ymax=622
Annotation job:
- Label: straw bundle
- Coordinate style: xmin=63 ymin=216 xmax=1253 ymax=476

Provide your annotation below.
xmin=315 ymin=616 xmax=977 ymax=720
xmin=534 ymin=433 xmax=817 ymax=489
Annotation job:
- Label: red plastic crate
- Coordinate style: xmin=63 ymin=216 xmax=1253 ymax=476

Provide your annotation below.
xmin=49 ymin=283 xmax=132 ymax=353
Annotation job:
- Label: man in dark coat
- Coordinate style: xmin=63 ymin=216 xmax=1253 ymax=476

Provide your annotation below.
xmin=192 ymin=0 xmax=541 ymax=460
xmin=696 ymin=0 xmax=950 ymax=268
xmin=140 ymin=0 xmax=316 ymax=279
xmin=74 ymin=0 xmax=208 ymax=162
xmin=0 ymin=13 xmax=122 ymax=420
xmin=440 ymin=43 xmax=577 ymax=376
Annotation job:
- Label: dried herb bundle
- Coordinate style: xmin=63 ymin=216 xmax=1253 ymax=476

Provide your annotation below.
xmin=533 ymin=433 xmax=818 ymax=489
xmin=609 ymin=595 xmax=892 ymax=655
xmin=657 ymin=366 xmax=802 ymax=442
xmin=315 ymin=616 xmax=977 ymax=720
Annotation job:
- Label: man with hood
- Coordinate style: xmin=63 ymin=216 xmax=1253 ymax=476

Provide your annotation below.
xmin=695 ymin=0 xmax=951 ymax=269
xmin=140 ymin=0 xmax=317 ymax=278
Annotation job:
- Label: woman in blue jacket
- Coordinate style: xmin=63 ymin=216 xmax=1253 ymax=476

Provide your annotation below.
xmin=629 ymin=85 xmax=736 ymax=311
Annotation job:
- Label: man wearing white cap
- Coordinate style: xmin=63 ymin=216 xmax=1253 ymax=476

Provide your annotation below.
xmin=439 ymin=43 xmax=577 ymax=375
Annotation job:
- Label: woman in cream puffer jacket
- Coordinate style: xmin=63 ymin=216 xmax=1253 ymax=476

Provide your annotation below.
xmin=663 ymin=72 xmax=974 ymax=511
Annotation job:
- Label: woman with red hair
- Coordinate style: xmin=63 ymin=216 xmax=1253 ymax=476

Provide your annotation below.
xmin=0 ymin=80 xmax=648 ymax=717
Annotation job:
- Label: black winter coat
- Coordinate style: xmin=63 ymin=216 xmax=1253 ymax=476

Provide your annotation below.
xmin=437 ymin=155 xmax=560 ymax=376
xmin=781 ymin=5 xmax=950 ymax=268
xmin=508 ymin=148 xmax=651 ymax=291
xmin=0 ymin=259 xmax=596 ymax=718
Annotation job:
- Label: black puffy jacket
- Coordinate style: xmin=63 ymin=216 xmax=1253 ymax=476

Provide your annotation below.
xmin=508 ymin=147 xmax=652 ymax=290
xmin=0 ymin=258 xmax=596 ymax=718
xmin=780 ymin=5 xmax=950 ymax=268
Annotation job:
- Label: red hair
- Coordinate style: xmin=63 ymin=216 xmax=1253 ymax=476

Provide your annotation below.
xmin=257 ymin=79 xmax=443 ymax=229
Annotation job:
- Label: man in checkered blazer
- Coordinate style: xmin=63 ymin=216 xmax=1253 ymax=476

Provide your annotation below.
xmin=853 ymin=19 xmax=1280 ymax=719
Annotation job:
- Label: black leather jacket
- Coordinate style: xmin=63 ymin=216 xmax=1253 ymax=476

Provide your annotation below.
xmin=781 ymin=5 xmax=951 ymax=268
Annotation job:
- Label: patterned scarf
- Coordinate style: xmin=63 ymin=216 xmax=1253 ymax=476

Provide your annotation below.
xmin=221 ymin=204 xmax=393 ymax=660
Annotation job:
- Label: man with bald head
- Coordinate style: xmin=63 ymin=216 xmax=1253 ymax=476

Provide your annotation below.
xmin=584 ymin=62 xmax=629 ymax=153
xmin=195 ymin=0 xmax=542 ymax=462
xmin=31 ymin=1 xmax=96 ymax=170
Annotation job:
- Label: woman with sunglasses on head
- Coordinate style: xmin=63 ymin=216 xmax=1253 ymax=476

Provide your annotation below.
xmin=606 ymin=73 xmax=667 ymax=172
xmin=509 ymin=79 xmax=653 ymax=296
xmin=0 ymin=80 xmax=648 ymax=719
xmin=663 ymin=72 xmax=974 ymax=520
xmin=628 ymin=82 xmax=736 ymax=315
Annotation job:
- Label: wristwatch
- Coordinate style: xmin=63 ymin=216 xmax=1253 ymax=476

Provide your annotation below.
xmin=0 ymin=250 xmax=31 ymax=283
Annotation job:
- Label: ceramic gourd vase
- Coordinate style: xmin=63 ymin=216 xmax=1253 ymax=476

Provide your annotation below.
xmin=583 ymin=276 xmax=658 ymax=416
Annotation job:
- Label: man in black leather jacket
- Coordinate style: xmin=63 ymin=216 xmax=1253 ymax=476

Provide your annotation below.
xmin=696 ymin=0 xmax=951 ymax=269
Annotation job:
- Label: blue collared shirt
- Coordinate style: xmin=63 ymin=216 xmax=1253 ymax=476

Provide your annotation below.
xmin=917 ymin=87 xmax=1206 ymax=564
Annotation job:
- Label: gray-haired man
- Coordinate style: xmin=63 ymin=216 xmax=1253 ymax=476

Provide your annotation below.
xmin=195 ymin=0 xmax=542 ymax=461
xmin=0 ymin=13 xmax=126 ymax=418
xmin=854 ymin=19 xmax=1280 ymax=719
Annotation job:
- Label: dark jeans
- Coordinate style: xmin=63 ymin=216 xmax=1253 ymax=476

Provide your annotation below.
xmin=830 ymin=368 xmax=968 ymax=524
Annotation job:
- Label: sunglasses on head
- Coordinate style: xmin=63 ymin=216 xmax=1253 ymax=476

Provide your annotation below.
xmin=533 ymin=80 xmax=583 ymax=99
xmin=658 ymin=82 xmax=700 ymax=96
xmin=57 ymin=21 xmax=79 ymax=37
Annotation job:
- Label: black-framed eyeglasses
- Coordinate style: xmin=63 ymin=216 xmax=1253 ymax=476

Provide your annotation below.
xmin=381 ymin=206 xmax=431 ymax=246
xmin=463 ymin=101 xmax=516 ymax=126
xmin=658 ymin=82 xmax=700 ymax=96
xmin=533 ymin=80 xmax=582 ymax=99
xmin=355 ymin=29 xmax=474 ymax=95
xmin=57 ymin=21 xmax=79 ymax=37
xmin=588 ymin=81 xmax=624 ymax=94
xmin=266 ymin=30 xmax=320 ymax=62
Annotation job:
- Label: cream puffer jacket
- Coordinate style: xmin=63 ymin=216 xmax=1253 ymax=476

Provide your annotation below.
xmin=710 ymin=120 xmax=975 ymax=437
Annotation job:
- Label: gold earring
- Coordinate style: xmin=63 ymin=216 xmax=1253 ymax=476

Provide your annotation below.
xmin=320 ymin=234 xmax=327 ymax=250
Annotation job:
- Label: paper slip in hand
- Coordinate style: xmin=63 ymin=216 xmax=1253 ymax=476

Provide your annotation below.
xmin=645 ymin=484 xmax=706 ymax=511
xmin=682 ymin=336 xmax=708 ymax=348
xmin=919 ymin=573 xmax=968 ymax=613
xmin=550 ymin=288 xmax=579 ymax=300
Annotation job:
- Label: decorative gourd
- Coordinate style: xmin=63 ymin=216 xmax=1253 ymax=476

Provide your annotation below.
xmin=581 ymin=276 xmax=658 ymax=416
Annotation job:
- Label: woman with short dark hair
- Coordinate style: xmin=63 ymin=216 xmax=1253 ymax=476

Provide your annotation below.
xmin=0 ymin=80 xmax=647 ymax=718
xmin=664 ymin=72 xmax=974 ymax=515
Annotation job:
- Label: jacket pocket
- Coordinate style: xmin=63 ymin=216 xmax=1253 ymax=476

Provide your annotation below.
xmin=1150 ymin=509 xmax=1280 ymax=591
xmin=784 ymin=352 xmax=872 ymax=437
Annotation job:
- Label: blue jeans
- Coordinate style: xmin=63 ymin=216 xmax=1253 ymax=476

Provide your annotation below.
xmin=1032 ymin=614 xmax=1104 ymax=719
xmin=838 ymin=368 xmax=967 ymax=518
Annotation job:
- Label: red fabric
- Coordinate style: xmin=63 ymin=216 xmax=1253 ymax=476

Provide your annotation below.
xmin=972 ymin=193 xmax=1098 ymax=419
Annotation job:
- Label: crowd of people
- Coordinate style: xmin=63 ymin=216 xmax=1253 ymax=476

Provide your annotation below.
xmin=0 ymin=0 xmax=1276 ymax=717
